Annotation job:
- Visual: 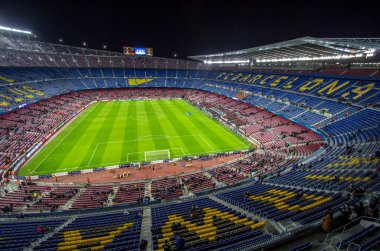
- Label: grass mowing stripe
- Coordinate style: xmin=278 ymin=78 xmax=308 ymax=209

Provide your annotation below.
xmin=143 ymin=100 xmax=172 ymax=158
xmin=64 ymin=102 xmax=103 ymax=168
xmin=72 ymin=102 xmax=107 ymax=167
xmin=88 ymin=102 xmax=123 ymax=166
xmin=158 ymin=100 xmax=209 ymax=154
xmin=100 ymin=102 xmax=127 ymax=163
xmin=173 ymin=100 xmax=237 ymax=150
xmin=153 ymin=100 xmax=192 ymax=155
xmin=120 ymin=101 xmax=137 ymax=163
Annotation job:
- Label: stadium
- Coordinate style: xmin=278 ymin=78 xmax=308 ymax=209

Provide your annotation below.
xmin=0 ymin=1 xmax=380 ymax=251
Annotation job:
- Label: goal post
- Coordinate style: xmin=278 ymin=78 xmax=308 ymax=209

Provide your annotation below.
xmin=144 ymin=149 xmax=171 ymax=162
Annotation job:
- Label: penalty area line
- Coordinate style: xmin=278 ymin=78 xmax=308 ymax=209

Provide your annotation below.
xmin=198 ymin=134 xmax=215 ymax=151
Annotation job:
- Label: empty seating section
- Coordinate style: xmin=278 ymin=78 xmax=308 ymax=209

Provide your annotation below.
xmin=323 ymin=109 xmax=380 ymax=145
xmin=151 ymin=198 xmax=267 ymax=250
xmin=181 ymin=173 xmax=214 ymax=193
xmin=333 ymin=224 xmax=380 ymax=251
xmin=266 ymin=169 xmax=379 ymax=191
xmin=35 ymin=210 xmax=143 ymax=251
xmin=209 ymin=166 xmax=246 ymax=185
xmin=151 ymin=178 xmax=183 ymax=200
xmin=112 ymin=182 xmax=145 ymax=205
xmin=289 ymin=242 xmax=313 ymax=251
xmin=29 ymin=186 xmax=80 ymax=211
xmin=0 ymin=218 xmax=66 ymax=250
xmin=0 ymin=185 xmax=50 ymax=212
xmin=217 ymin=183 xmax=355 ymax=224
xmin=70 ymin=185 xmax=113 ymax=210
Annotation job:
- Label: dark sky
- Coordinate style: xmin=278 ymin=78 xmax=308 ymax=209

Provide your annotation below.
xmin=0 ymin=0 xmax=379 ymax=58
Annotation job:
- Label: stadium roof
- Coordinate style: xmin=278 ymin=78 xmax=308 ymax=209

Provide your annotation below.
xmin=189 ymin=37 xmax=380 ymax=64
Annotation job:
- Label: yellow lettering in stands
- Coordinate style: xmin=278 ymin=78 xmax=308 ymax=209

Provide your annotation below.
xmin=318 ymin=80 xmax=351 ymax=95
xmin=282 ymin=77 xmax=299 ymax=89
xmin=57 ymin=222 xmax=133 ymax=251
xmin=0 ymin=94 xmax=12 ymax=100
xmin=0 ymin=101 xmax=8 ymax=106
xmin=128 ymin=78 xmax=154 ymax=86
xmin=247 ymin=74 xmax=263 ymax=84
xmin=270 ymin=76 xmax=288 ymax=87
xmin=0 ymin=76 xmax=15 ymax=83
xmin=259 ymin=75 xmax=275 ymax=85
xmin=157 ymin=208 xmax=265 ymax=249
xmin=23 ymin=86 xmax=44 ymax=96
xmin=239 ymin=74 xmax=251 ymax=82
xmin=223 ymin=73 xmax=234 ymax=80
xmin=341 ymin=83 xmax=375 ymax=100
xmin=231 ymin=73 xmax=243 ymax=81
xmin=9 ymin=88 xmax=34 ymax=98
xmin=216 ymin=72 xmax=227 ymax=79
xmin=299 ymin=78 xmax=324 ymax=92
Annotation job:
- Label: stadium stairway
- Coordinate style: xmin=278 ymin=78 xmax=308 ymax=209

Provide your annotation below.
xmin=144 ymin=181 xmax=152 ymax=200
xmin=140 ymin=207 xmax=152 ymax=251
xmin=26 ymin=215 xmax=78 ymax=251
xmin=107 ymin=186 xmax=120 ymax=207
xmin=59 ymin=187 xmax=86 ymax=211
xmin=204 ymin=172 xmax=225 ymax=188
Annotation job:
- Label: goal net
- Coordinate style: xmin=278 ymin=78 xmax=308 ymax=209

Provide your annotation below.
xmin=144 ymin=149 xmax=171 ymax=162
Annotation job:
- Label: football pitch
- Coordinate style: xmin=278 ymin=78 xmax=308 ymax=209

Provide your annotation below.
xmin=18 ymin=99 xmax=252 ymax=176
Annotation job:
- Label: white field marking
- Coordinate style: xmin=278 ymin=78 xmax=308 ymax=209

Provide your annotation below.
xmin=144 ymin=149 xmax=170 ymax=162
xmin=87 ymin=143 xmax=99 ymax=167
xmin=180 ymin=147 xmax=186 ymax=155
xmin=30 ymin=104 xmax=97 ymax=174
xmin=198 ymin=134 xmax=215 ymax=151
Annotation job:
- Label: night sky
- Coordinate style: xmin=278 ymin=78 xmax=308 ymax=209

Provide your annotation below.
xmin=0 ymin=0 xmax=379 ymax=58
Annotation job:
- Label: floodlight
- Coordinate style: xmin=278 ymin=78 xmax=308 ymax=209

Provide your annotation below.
xmin=0 ymin=25 xmax=32 ymax=34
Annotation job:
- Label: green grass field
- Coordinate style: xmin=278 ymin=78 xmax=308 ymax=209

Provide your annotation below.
xmin=18 ymin=99 xmax=252 ymax=176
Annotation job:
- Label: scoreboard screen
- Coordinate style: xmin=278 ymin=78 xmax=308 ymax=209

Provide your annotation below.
xmin=135 ymin=48 xmax=146 ymax=55
xmin=123 ymin=47 xmax=153 ymax=57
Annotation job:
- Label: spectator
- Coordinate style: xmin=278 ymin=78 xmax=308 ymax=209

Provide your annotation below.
xmin=322 ymin=212 xmax=332 ymax=233
xmin=349 ymin=208 xmax=358 ymax=221
xmin=326 ymin=207 xmax=334 ymax=221
xmin=174 ymin=235 xmax=186 ymax=251
xmin=163 ymin=239 xmax=172 ymax=251
xmin=340 ymin=204 xmax=351 ymax=223
xmin=139 ymin=239 xmax=148 ymax=251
